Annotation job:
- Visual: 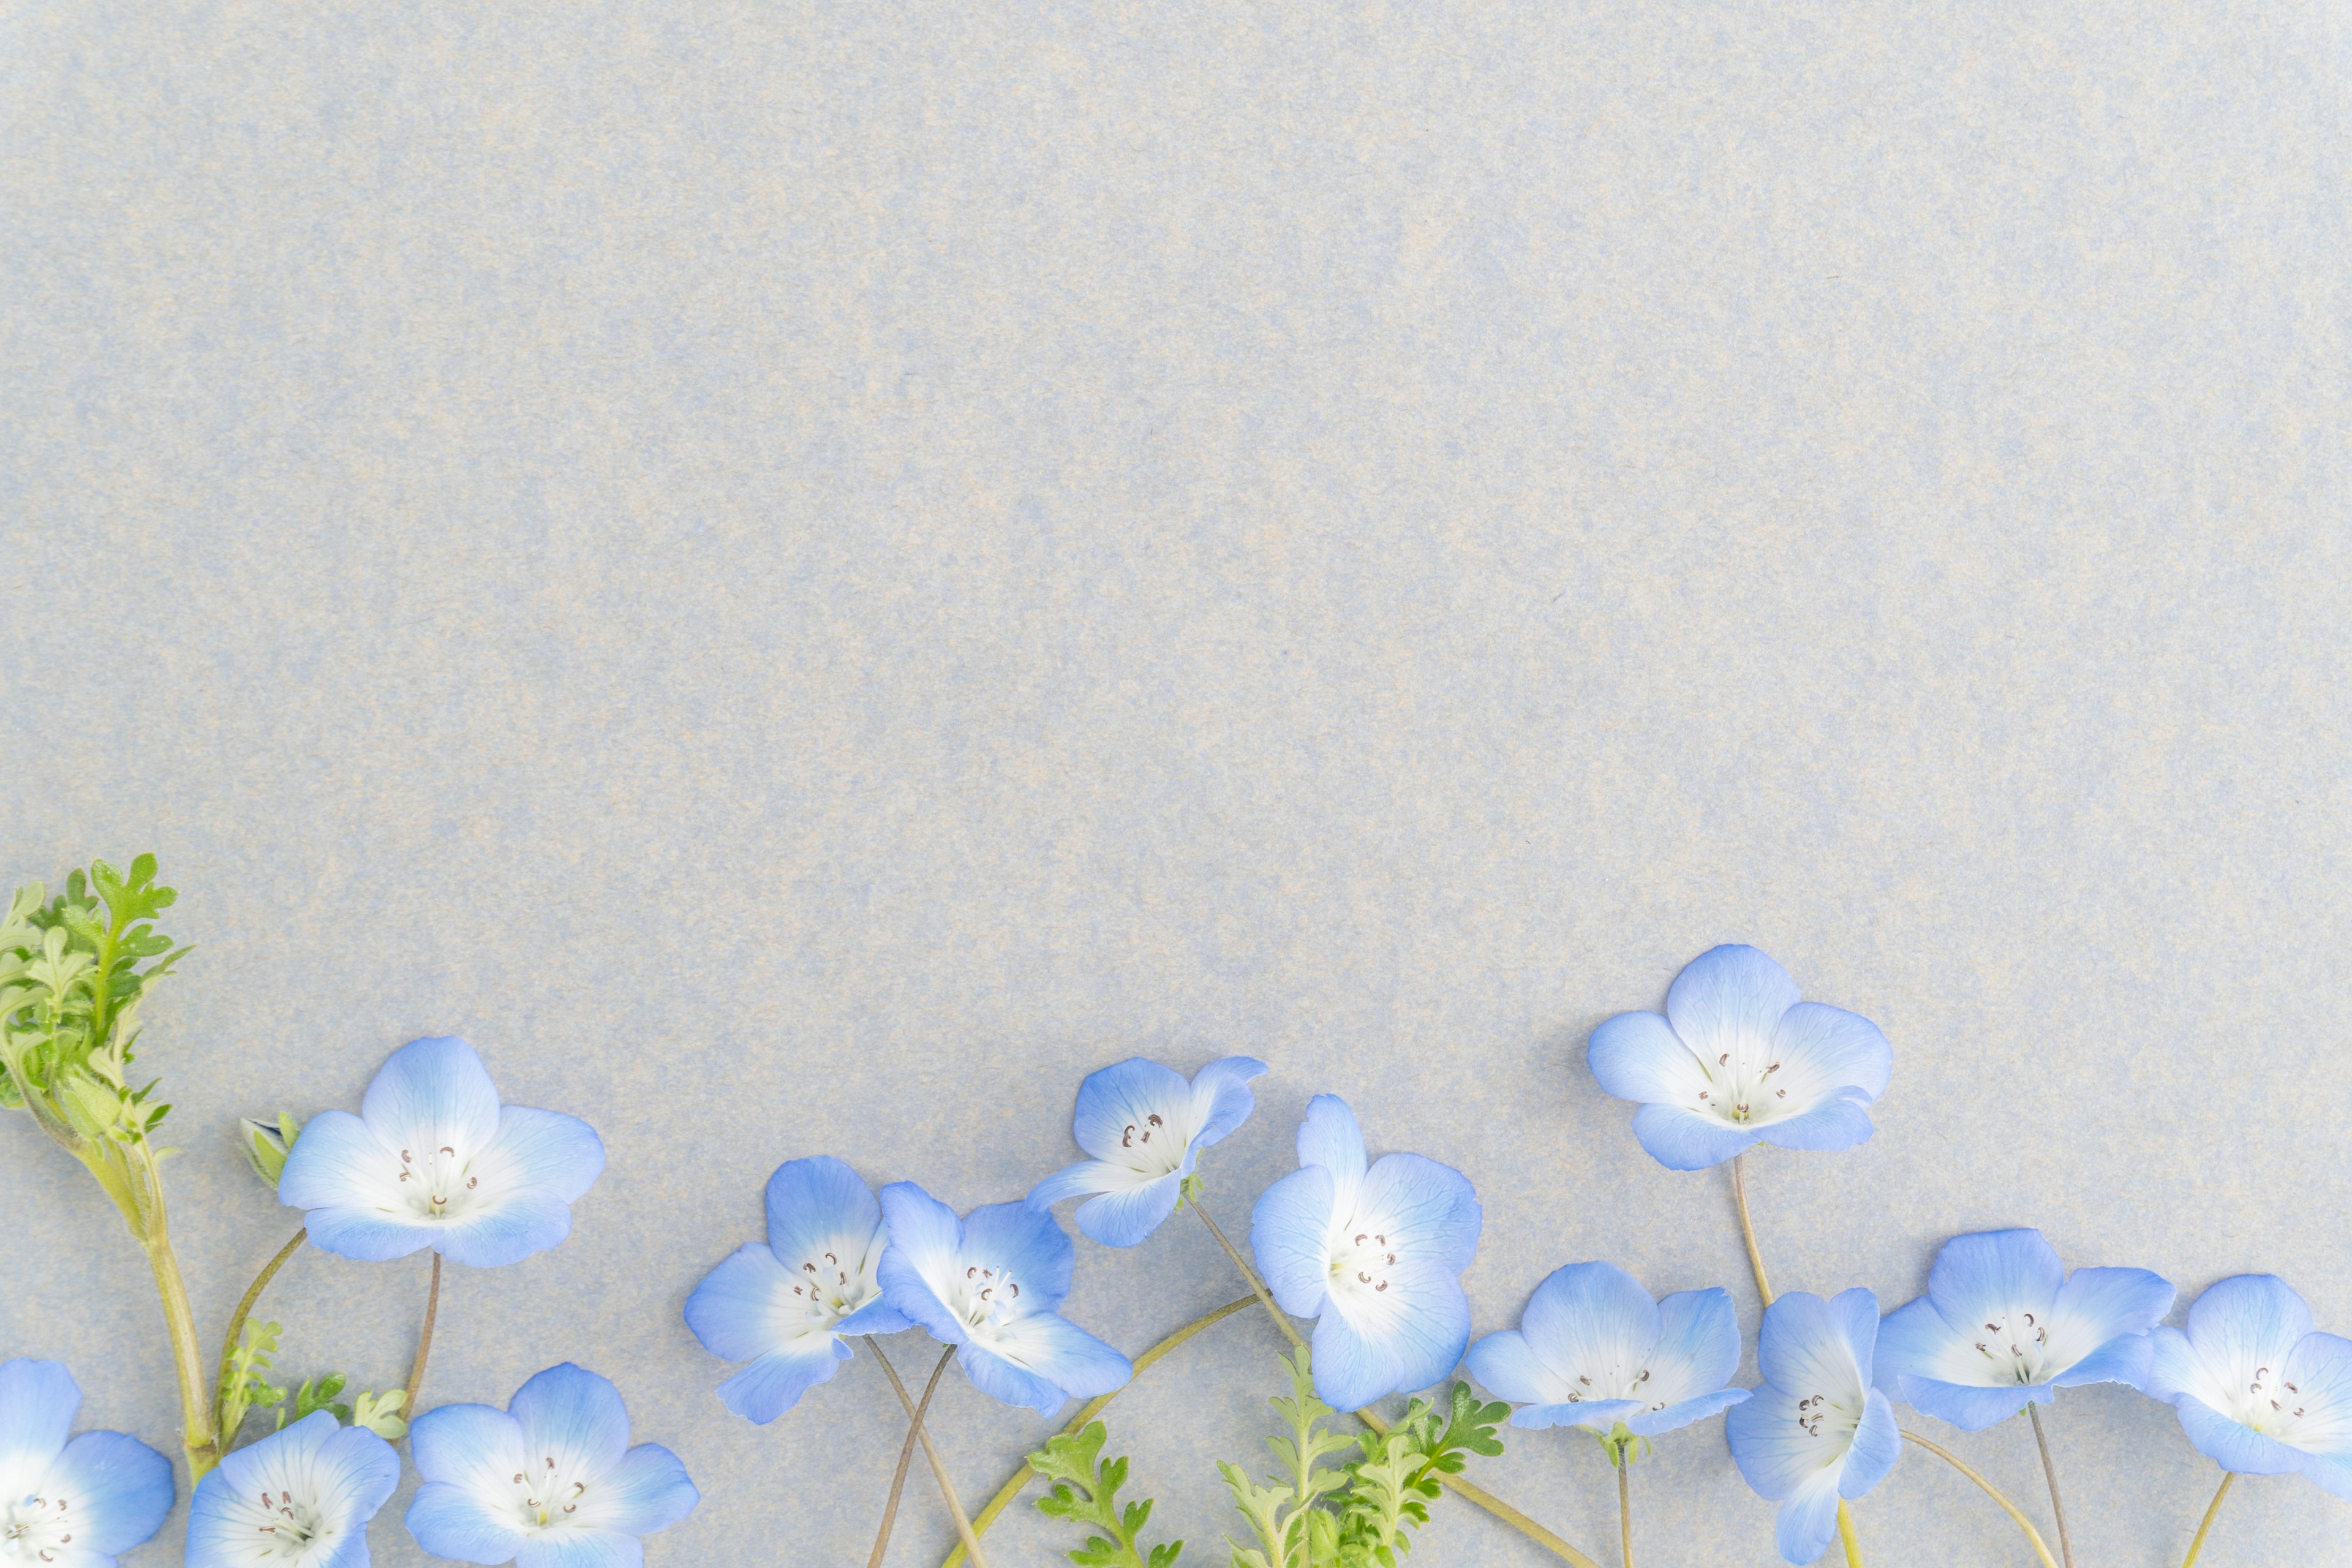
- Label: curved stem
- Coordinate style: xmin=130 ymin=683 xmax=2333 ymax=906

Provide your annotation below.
xmin=869 ymin=1345 xmax=954 ymax=1568
xmin=1730 ymin=1154 xmax=1774 ymax=1306
xmin=2027 ymin=1403 xmax=2076 ymax=1568
xmin=1899 ymin=1430 xmax=2059 ymax=1568
xmin=2177 ymin=1473 xmax=2234 ymax=1568
xmin=403 ymin=1253 xmax=443 ymax=1423
xmin=872 ymin=1338 xmax=990 ymax=1568
xmin=214 ymin=1227 xmax=307 ymax=1436
xmin=1617 ymin=1458 xmax=1632 ymax=1568
xmin=1192 ymin=1198 xmax=1307 ymax=1352
xmin=1835 ymin=1500 xmax=1863 ymax=1567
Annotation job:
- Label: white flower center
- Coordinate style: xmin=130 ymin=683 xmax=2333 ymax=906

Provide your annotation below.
xmin=948 ymin=1254 xmax=1033 ymax=1335
xmin=787 ymin=1242 xmax=877 ymax=1327
xmin=391 ymin=1141 xmax=483 ymax=1220
xmin=1556 ymin=1355 xmax=1665 ymax=1411
xmin=1 ymin=1487 xmax=76 ymax=1562
xmin=1686 ymin=1036 xmax=1794 ymax=1126
xmin=1328 ymin=1223 xmax=1401 ymax=1300
xmin=241 ymin=1487 xmax=334 ymax=1562
xmin=1966 ymin=1308 xmax=2054 ymax=1385
xmin=1113 ymin=1110 xmax=1186 ymax=1178
xmin=508 ymin=1452 xmax=597 ymax=1532
xmin=2224 ymin=1362 xmax=2312 ymax=1438
xmin=1787 ymin=1389 xmax=1863 ymax=1458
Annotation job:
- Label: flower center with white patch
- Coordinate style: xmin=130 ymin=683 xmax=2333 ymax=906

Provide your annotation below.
xmin=390 ymin=1141 xmax=481 ymax=1221
xmin=1967 ymin=1308 xmax=2053 ymax=1385
xmin=786 ymin=1239 xmax=876 ymax=1328
xmin=1113 ymin=1109 xmax=1186 ymax=1178
xmin=1 ymin=1487 xmax=77 ymax=1562
xmin=1787 ymin=1387 xmax=1863 ymax=1458
xmin=1328 ymin=1221 xmax=1401 ymax=1300
xmin=507 ymin=1452 xmax=596 ymax=1532
xmin=244 ymin=1487 xmax=332 ymax=1561
xmin=1558 ymin=1354 xmax=1665 ymax=1411
xmin=949 ymin=1254 xmax=1031 ymax=1335
xmin=1687 ymin=1037 xmax=1792 ymax=1126
xmin=2224 ymin=1362 xmax=2311 ymax=1438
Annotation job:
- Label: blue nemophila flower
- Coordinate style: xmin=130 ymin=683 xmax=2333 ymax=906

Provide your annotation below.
xmin=186 ymin=1411 xmax=398 ymax=1568
xmin=406 ymin=1363 xmax=698 ymax=1568
xmin=1250 ymin=1095 xmax=1482 ymax=1412
xmin=0 ymin=1359 xmax=173 ymax=1567
xmin=1588 ymin=944 xmax=1891 ymax=1171
xmin=1466 ymin=1262 xmax=1749 ymax=1438
xmin=683 ymin=1155 xmax=911 ymax=1423
xmin=1724 ymin=1290 xmax=1901 ymax=1566
xmin=876 ymin=1184 xmax=1133 ymax=1416
xmin=1875 ymin=1228 xmax=2173 ymax=1431
xmin=279 ymin=1036 xmax=605 ymax=1268
xmin=2144 ymin=1275 xmax=2352 ymax=1498
xmin=1025 ymin=1055 xmax=1269 ymax=1247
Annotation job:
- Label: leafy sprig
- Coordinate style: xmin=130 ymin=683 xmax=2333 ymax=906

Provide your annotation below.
xmin=1031 ymin=1421 xmax=1185 ymax=1568
xmin=217 ymin=1319 xmax=288 ymax=1442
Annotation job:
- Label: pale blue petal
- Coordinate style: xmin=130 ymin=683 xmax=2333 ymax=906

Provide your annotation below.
xmin=405 ymin=1482 xmax=529 ymax=1565
xmin=1757 ymin=1291 xmax=1875 ymax=1396
xmin=1509 ymin=1400 xmax=1638 ymax=1432
xmin=2174 ymin=1395 xmax=2303 ymax=1474
xmin=1520 ymin=1263 xmax=1660 ymax=1389
xmin=1629 ymin=1387 xmax=1749 ymax=1437
xmin=303 ymin=1207 xmax=440 ymax=1263
xmin=486 ymin=1107 xmax=605 ymax=1204
xmin=956 ymin=1342 xmax=1076 ymax=1417
xmin=277 ymin=1109 xmax=394 ymax=1215
xmin=2050 ymin=1267 xmax=2174 ymax=1359
xmin=1776 ymin=1475 xmax=1844 ymax=1565
xmin=1296 ymin=1096 xmax=1367 ymax=1188
xmin=684 ymin=1244 xmax=801 ymax=1363
xmin=578 ymin=1444 xmax=696 ymax=1536
xmin=436 ymin=1191 xmax=576 ymax=1267
xmin=0 ymin=1359 xmax=77 ymax=1472
xmin=1724 ymin=1384 xmax=1825 ymax=1501
xmin=510 ymin=1365 xmax=631 ymax=1482
xmin=2280 ymin=1332 xmax=2352 ymax=1459
xmin=833 ymin=1297 xmax=911 ymax=1336
xmin=1926 ymin=1231 xmax=2064 ymax=1341
xmin=1311 ymin=1311 xmax=1402 ymax=1412
xmin=764 ymin=1156 xmax=883 ymax=1273
xmin=960 ymin=1202 xmax=1075 ymax=1313
xmin=301 ymin=1534 xmax=377 ymax=1568
xmin=1665 ymin=946 xmax=1801 ymax=1066
xmin=1073 ymin=1176 xmax=1183 ymax=1249
xmin=1025 ymin=1161 xmax=1124 ymax=1210
xmin=1757 ymin=1097 xmax=1876 ymax=1154
xmin=716 ymin=1340 xmax=853 ymax=1425
xmin=514 ymin=1531 xmax=644 ymax=1568
xmin=1466 ymin=1331 xmax=1577 ymax=1407
xmin=976 ymin=1312 xmax=1133 ymax=1408
xmin=2185 ymin=1275 xmax=2312 ymax=1371
xmin=1191 ymin=1057 xmax=1270 ymax=1147
xmin=410 ymin=1402 xmax=523 ymax=1488
xmin=2299 ymin=1451 xmax=2352 ymax=1501
xmin=1891 ymin=1374 xmax=2038 ymax=1432
xmin=1650 ymin=1287 xmax=1741 ymax=1400
xmin=876 ymin=1183 xmax=967 ymax=1343
xmin=1629 ymin=1104 xmax=1759 ymax=1170
xmin=315 ymin=1422 xmax=402 ymax=1528
xmin=2144 ymin=1327 xmax=2201 ymax=1404
xmin=2049 ymin=1335 xmax=2152 ymax=1392
xmin=1586 ymin=1011 xmax=1704 ymax=1106
xmin=1869 ymin=1298 xmax=1946 ymax=1398
xmin=1840 ymin=1391 xmax=1901 ymax=1498
xmin=1359 ymin=1153 xmax=1480 ymax=1274
xmin=1250 ymin=1166 xmax=1336 ymax=1317
xmin=1069 ymin=1058 xmax=1194 ymax=1163
xmin=1381 ymin=1272 xmax=1474 ymax=1396
xmin=361 ymin=1036 xmax=502 ymax=1155
xmin=42 ymin=1430 xmax=173 ymax=1555
xmin=1768 ymin=1003 xmax=1892 ymax=1103
xmin=1831 ymin=1288 xmax=1883 ymax=1382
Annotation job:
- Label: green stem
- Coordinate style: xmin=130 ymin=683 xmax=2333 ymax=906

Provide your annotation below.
xmin=2178 ymin=1473 xmax=2234 ymax=1568
xmin=143 ymin=1218 xmax=221 ymax=1477
xmin=1731 ymin=1154 xmax=1774 ymax=1307
xmin=872 ymin=1339 xmax=990 ymax=1568
xmin=404 ymin=1252 xmax=443 ymax=1423
xmin=869 ymin=1344 xmax=954 ymax=1568
xmin=1192 ymin=1197 xmax=1308 ymax=1352
xmin=1617 ymin=1458 xmax=1632 ymax=1568
xmin=214 ymin=1227 xmax=308 ymax=1439
xmin=1899 ymin=1430 xmax=2059 ymax=1568
xmin=1835 ymin=1499 xmax=1863 ymax=1567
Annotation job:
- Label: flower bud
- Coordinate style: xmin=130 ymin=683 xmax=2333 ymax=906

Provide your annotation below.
xmin=241 ymin=1111 xmax=301 ymax=1188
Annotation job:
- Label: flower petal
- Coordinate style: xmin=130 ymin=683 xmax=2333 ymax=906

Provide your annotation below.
xmin=514 ymin=1531 xmax=646 ymax=1568
xmin=1627 ymin=1104 xmax=1760 ymax=1170
xmin=1296 ymin=1095 xmax=1368 ymax=1191
xmin=1251 ymin=1166 xmax=1337 ymax=1317
xmin=435 ymin=1189 xmax=578 ymax=1268
xmin=361 ymin=1036 xmax=502 ymax=1157
xmin=40 ymin=1430 xmax=173 ymax=1555
xmin=2173 ymin=1393 xmax=2304 ymax=1474
xmin=1069 ymin=1058 xmax=1195 ymax=1163
xmin=2045 ymin=1267 xmax=2174 ymax=1378
xmin=301 ymin=1207 xmax=440 ymax=1263
xmin=1924 ymin=1231 xmax=2065 ymax=1344
xmin=1586 ymin=1010 xmax=1708 ymax=1107
xmin=1379 ymin=1270 xmax=1474 ymax=1398
xmin=1724 ymin=1384 xmax=1822 ymax=1502
xmin=876 ymin=1183 xmax=969 ymax=1344
xmin=969 ymin=1312 xmax=1132 ymax=1411
xmin=1357 ymin=1153 xmax=1480 ymax=1275
xmin=1628 ymin=1386 xmax=1749 ymax=1436
xmin=833 ymin=1295 xmax=911 ymax=1336
xmin=510 ymin=1365 xmax=633 ymax=1483
xmin=763 ymin=1156 xmax=884 ymax=1273
xmin=1869 ymin=1297 xmax=1947 ymax=1397
xmin=2188 ymin=1275 xmax=2313 ymax=1381
xmin=1189 ymin=1057 xmax=1270 ymax=1147
xmin=2047 ymin=1333 xmax=2152 ymax=1392
xmin=1025 ymin=1159 xmax=1138 ymax=1210
xmin=684 ymin=1243 xmax=805 ymax=1364
xmin=575 ymin=1443 xmax=697 ymax=1536
xmin=1664 ymin=946 xmax=1800 ymax=1071
xmin=1519 ymin=1263 xmax=1661 ymax=1396
xmin=1465 ymin=1330 xmax=1578 ymax=1407
xmin=1072 ymin=1175 xmax=1185 ymax=1248
xmin=1839 ymin=1390 xmax=1901 ymax=1498
xmin=405 ymin=1480 xmax=530 ymax=1565
xmin=1757 ymin=1291 xmax=1874 ymax=1403
xmin=715 ymin=1341 xmax=852 ymax=1424
xmin=1776 ymin=1473 xmax=1844 ymax=1565
xmin=477 ymin=1107 xmax=605 ymax=1204
xmin=2277 ymin=1330 xmax=2352 ymax=1460
xmin=1890 ymin=1374 xmax=2039 ymax=1432
xmin=1646 ymin=1287 xmax=1741 ymax=1406
xmin=411 ymin=1403 xmax=526 ymax=1493
xmin=277 ymin=1109 xmax=398 ymax=1216
xmin=0 ymin=1359 xmax=77 ymax=1475
xmin=960 ymin=1202 xmax=1076 ymax=1314
xmin=1767 ymin=1002 xmax=1892 ymax=1106
xmin=1311 ymin=1310 xmax=1403 ymax=1413
xmin=1755 ymin=1096 xmax=1876 ymax=1154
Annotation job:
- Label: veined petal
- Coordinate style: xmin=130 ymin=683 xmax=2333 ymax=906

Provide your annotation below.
xmin=715 ymin=1341 xmax=853 ymax=1424
xmin=300 ymin=1207 xmax=441 ymax=1263
xmin=1025 ymin=1159 xmax=1142 ymax=1210
xmin=2275 ymin=1331 xmax=2352 ymax=1459
xmin=1869 ymin=1297 xmax=1947 ymax=1397
xmin=514 ymin=1531 xmax=646 ymax=1568
xmin=1296 ymin=1096 xmax=1368 ymax=1191
xmin=1251 ymin=1166 xmax=1337 ymax=1317
xmin=876 ymin=1183 xmax=969 ymax=1343
xmin=1758 ymin=1292 xmax=1871 ymax=1403
xmin=2144 ymin=1326 xmax=2201 ymax=1404
xmin=40 ymin=1430 xmax=173 ymax=1555
xmin=1072 ymin=1175 xmax=1185 ymax=1248
xmin=510 ymin=1365 xmax=632 ymax=1483
xmin=960 ymin=1202 xmax=1076 ymax=1314
xmin=1890 ymin=1374 xmax=2040 ymax=1431
xmin=2045 ymin=1267 xmax=2174 ymax=1375
xmin=1767 ymin=1003 xmax=1892 ymax=1106
xmin=833 ymin=1296 xmax=911 ymax=1336
xmin=477 ymin=1106 xmax=605 ymax=1204
xmin=971 ymin=1312 xmax=1132 ymax=1406
xmin=406 ymin=1480 xmax=531 ymax=1566
xmin=1311 ymin=1310 xmax=1403 ymax=1412
xmin=277 ymin=1109 xmax=399 ymax=1217
xmin=1189 ymin=1057 xmax=1269 ymax=1147
xmin=1646 ymin=1287 xmax=1741 ymax=1406
xmin=411 ymin=1403 xmax=526 ymax=1496
xmin=361 ymin=1036 xmax=502 ymax=1159
xmin=575 ymin=1443 xmax=697 ymax=1536
xmin=1839 ymin=1391 xmax=1901 ymax=1498
xmin=684 ymin=1244 xmax=808 ymax=1363
xmin=1923 ymin=1231 xmax=2065 ymax=1344
xmin=1378 ymin=1272 xmax=1474 ymax=1398
xmin=1520 ymin=1263 xmax=1661 ymax=1398
xmin=313 ymin=1420 xmax=404 ymax=1528
xmin=1664 ymin=946 xmax=1800 ymax=1071
xmin=2048 ymin=1334 xmax=2152 ymax=1392
xmin=1628 ymin=1104 xmax=1760 ymax=1170
xmin=1466 ymin=1330 xmax=1578 ymax=1406
xmin=2174 ymin=1395 xmax=2304 ymax=1474
xmin=764 ymin=1157 xmax=884 ymax=1275
xmin=957 ymin=1345 xmax=1074 ymax=1417
xmin=298 ymin=1535 xmax=376 ymax=1568
xmin=1586 ymin=1011 xmax=1708 ymax=1107
xmin=1725 ymin=1384 xmax=1832 ymax=1500
xmin=1777 ymin=1473 xmax=1845 ymax=1565
xmin=1069 ymin=1058 xmax=1196 ymax=1164
xmin=1628 ymin=1386 xmax=1749 ymax=1437
xmin=1357 ymin=1153 xmax=1480 ymax=1275
xmin=2298 ymin=1450 xmax=2352 ymax=1501
xmin=1755 ymin=1097 xmax=1875 ymax=1154
xmin=0 ymin=1359 xmax=77 ymax=1474
xmin=2186 ymin=1275 xmax=2313 ymax=1390
xmin=436 ymin=1190 xmax=577 ymax=1268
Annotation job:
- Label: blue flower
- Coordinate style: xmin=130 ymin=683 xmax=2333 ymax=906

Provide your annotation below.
xmin=1466 ymin=1262 xmax=1749 ymax=1438
xmin=1874 ymin=1228 xmax=2173 ymax=1431
xmin=1724 ymin=1289 xmax=1901 ymax=1565
xmin=407 ymin=1363 xmax=698 ymax=1568
xmin=683 ymin=1155 xmax=912 ymax=1423
xmin=279 ymin=1036 xmax=605 ymax=1268
xmin=876 ymin=1184 xmax=1133 ymax=1416
xmin=1249 ymin=1095 xmax=1483 ymax=1412
xmin=1587 ymin=944 xmax=1892 ymax=1171
xmin=187 ymin=1411 xmax=399 ymax=1568
xmin=2144 ymin=1275 xmax=2352 ymax=1498
xmin=1026 ymin=1055 xmax=1269 ymax=1247
xmin=0 ymin=1359 xmax=173 ymax=1568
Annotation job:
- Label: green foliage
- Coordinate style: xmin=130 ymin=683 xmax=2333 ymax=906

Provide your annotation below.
xmin=291 ymin=1372 xmax=350 ymax=1423
xmin=1219 ymin=1351 xmax=1508 ymax=1568
xmin=350 ymin=1387 xmax=410 ymax=1441
xmin=241 ymin=1112 xmax=303 ymax=1188
xmin=218 ymin=1319 xmax=288 ymax=1443
xmin=1030 ymin=1420 xmax=1185 ymax=1568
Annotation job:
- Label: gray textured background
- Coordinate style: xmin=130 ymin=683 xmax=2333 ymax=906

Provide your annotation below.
xmin=4 ymin=2 xmax=2348 ymax=1565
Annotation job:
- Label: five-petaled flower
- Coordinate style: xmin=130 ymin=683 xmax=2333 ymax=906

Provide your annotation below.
xmin=877 ymin=1184 xmax=1133 ymax=1415
xmin=186 ymin=1411 xmax=399 ymax=1568
xmin=0 ymin=1359 xmax=173 ymax=1568
xmin=2143 ymin=1275 xmax=2352 ymax=1499
xmin=1466 ymin=1261 xmax=1749 ymax=1439
xmin=406 ymin=1363 xmax=699 ymax=1568
xmin=684 ymin=1155 xmax=911 ymax=1423
xmin=1249 ymin=1095 xmax=1483 ymax=1413
xmin=279 ymin=1036 xmax=606 ymax=1268
xmin=1875 ymin=1228 xmax=2173 ymax=1430
xmin=1027 ymin=1055 xmax=1269 ymax=1248
xmin=1588 ymin=945 xmax=1892 ymax=1171
xmin=1724 ymin=1289 xmax=1901 ymax=1565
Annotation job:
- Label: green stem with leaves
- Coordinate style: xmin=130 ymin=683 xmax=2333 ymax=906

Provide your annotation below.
xmin=214 ymin=1227 xmax=308 ymax=1437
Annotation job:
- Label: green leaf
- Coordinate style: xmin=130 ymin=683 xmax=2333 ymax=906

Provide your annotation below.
xmin=1031 ymin=1422 xmax=1182 ymax=1568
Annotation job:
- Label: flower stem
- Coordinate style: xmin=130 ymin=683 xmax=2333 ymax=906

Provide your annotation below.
xmin=1617 ymin=1457 xmax=1633 ymax=1568
xmin=212 ymin=1226 xmax=308 ymax=1440
xmin=1192 ymin=1197 xmax=1306 ymax=1353
xmin=1899 ymin=1429 xmax=2059 ymax=1568
xmin=1730 ymin=1154 xmax=1774 ymax=1307
xmin=2027 ymin=1403 xmax=2077 ymax=1568
xmin=404 ymin=1252 xmax=443 ymax=1423
xmin=143 ymin=1220 xmax=222 ymax=1478
xmin=1835 ymin=1500 xmax=1863 ymax=1566
xmin=2177 ymin=1473 xmax=2234 ymax=1568
xmin=870 ymin=1338 xmax=991 ymax=1568
xmin=869 ymin=1344 xmax=955 ymax=1568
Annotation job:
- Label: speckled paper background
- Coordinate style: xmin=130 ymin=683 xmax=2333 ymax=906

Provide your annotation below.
xmin=5 ymin=3 xmax=2349 ymax=1565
